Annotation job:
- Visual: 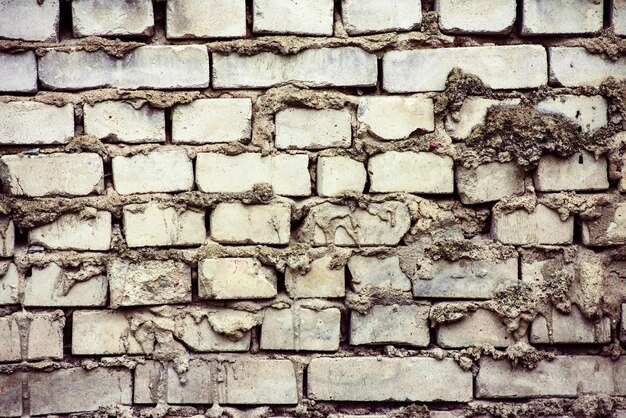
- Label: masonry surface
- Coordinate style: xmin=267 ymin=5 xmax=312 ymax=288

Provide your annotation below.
xmin=1 ymin=0 xmax=626 ymax=417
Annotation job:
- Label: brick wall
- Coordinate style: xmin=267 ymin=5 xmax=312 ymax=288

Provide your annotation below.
xmin=0 ymin=0 xmax=626 ymax=417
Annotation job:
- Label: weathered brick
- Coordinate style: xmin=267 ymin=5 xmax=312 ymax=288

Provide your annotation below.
xmin=350 ymin=304 xmax=430 ymax=347
xmin=0 ymin=0 xmax=58 ymax=41
xmin=160 ymin=357 xmax=298 ymax=404
xmin=300 ymin=202 xmax=410 ymax=246
xmin=28 ymin=368 xmax=132 ymax=415
xmin=275 ymin=108 xmax=352 ymax=150
xmin=166 ymin=0 xmax=246 ymax=39
xmin=212 ymin=47 xmax=377 ymax=89
xmin=196 ymin=153 xmax=311 ymax=196
xmin=368 ymin=151 xmax=454 ymax=194
xmin=492 ymin=204 xmax=574 ymax=245
xmin=39 ymin=46 xmax=210 ymax=90
xmin=317 ymin=156 xmax=366 ymax=197
xmin=210 ymin=203 xmax=291 ymax=245
xmin=0 ymin=153 xmax=104 ymax=197
xmin=414 ymin=257 xmax=518 ymax=299
xmin=533 ymin=151 xmax=609 ymax=192
xmin=0 ymin=218 xmax=15 ymax=257
xmin=582 ymin=201 xmax=626 ymax=246
xmin=172 ymin=98 xmax=252 ymax=144
xmin=437 ymin=308 xmax=512 ymax=348
xmin=536 ymin=95 xmax=607 ymax=132
xmin=72 ymin=310 xmax=142 ymax=355
xmin=615 ymin=0 xmax=626 ymax=35
xmin=0 ymin=262 xmax=19 ymax=305
xmin=445 ymin=97 xmax=520 ymax=139
xmin=123 ymin=203 xmax=205 ymax=248
xmin=348 ymin=255 xmax=412 ymax=292
xmin=84 ymin=101 xmax=165 ymax=143
xmin=0 ymin=311 xmax=64 ymax=362
xmin=112 ymin=149 xmax=194 ymax=195
xmin=253 ymin=0 xmax=333 ymax=35
xmin=384 ymin=45 xmax=547 ymax=92
xmin=437 ymin=0 xmax=516 ymax=34
xmin=134 ymin=361 xmax=164 ymax=404
xmin=0 ymin=102 xmax=73 ymax=145
xmin=531 ymin=306 xmax=611 ymax=344
xmin=522 ymin=0 xmax=603 ymax=35
xmin=477 ymin=356 xmax=626 ymax=398
xmin=358 ymin=96 xmax=435 ymax=140
xmin=342 ymin=0 xmax=422 ymax=35
xmin=456 ymin=162 xmax=526 ymax=205
xmin=308 ymin=357 xmax=473 ymax=401
xmin=198 ymin=258 xmax=278 ymax=299
xmin=261 ymin=306 xmax=341 ymax=351
xmin=108 ymin=259 xmax=192 ymax=307
xmin=621 ymin=304 xmax=626 ymax=342
xmin=72 ymin=0 xmax=154 ymax=37
xmin=24 ymin=263 xmax=107 ymax=307
xmin=549 ymin=47 xmax=626 ymax=87
xmin=285 ymin=255 xmax=345 ymax=298
xmin=28 ymin=210 xmax=112 ymax=251
xmin=0 ymin=51 xmax=37 ymax=93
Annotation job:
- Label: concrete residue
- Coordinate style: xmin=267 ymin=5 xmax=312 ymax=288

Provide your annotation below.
xmin=0 ymin=36 xmax=144 ymax=58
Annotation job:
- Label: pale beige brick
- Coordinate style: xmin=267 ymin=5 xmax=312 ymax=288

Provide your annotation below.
xmin=350 ymin=304 xmax=430 ymax=347
xmin=0 ymin=102 xmax=73 ymax=145
xmin=342 ymin=0 xmax=422 ymax=35
xmin=348 ymin=255 xmax=412 ymax=292
xmin=534 ymin=151 xmax=608 ymax=192
xmin=167 ymin=0 xmax=246 ymax=38
xmin=437 ymin=0 xmax=516 ymax=34
xmin=210 ymin=203 xmax=291 ymax=245
xmin=531 ymin=306 xmax=611 ymax=344
xmin=253 ymin=0 xmax=333 ymax=35
xmin=492 ymin=204 xmax=574 ymax=245
xmin=198 ymin=258 xmax=278 ymax=300
xmin=285 ymin=255 xmax=345 ymax=298
xmin=316 ymin=156 xmax=366 ymax=197
xmin=275 ymin=108 xmax=352 ymax=150
xmin=0 ymin=0 xmax=59 ymax=41
xmin=456 ymin=162 xmax=525 ymax=204
xmin=28 ymin=210 xmax=111 ymax=251
xmin=522 ymin=0 xmax=603 ymax=35
xmin=261 ymin=307 xmax=341 ymax=351
xmin=582 ymin=201 xmax=626 ymax=246
xmin=358 ymin=95 xmax=435 ymax=140
xmin=72 ymin=0 xmax=154 ymax=37
xmin=437 ymin=308 xmax=512 ymax=348
xmin=0 ymin=218 xmax=15 ymax=257
xmin=0 ymin=262 xmax=19 ymax=305
xmin=84 ymin=101 xmax=165 ymax=144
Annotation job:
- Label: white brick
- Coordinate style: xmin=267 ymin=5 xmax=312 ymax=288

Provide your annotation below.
xmin=445 ymin=97 xmax=521 ymax=139
xmin=212 ymin=47 xmax=377 ymax=89
xmin=108 ymin=259 xmax=192 ymax=307
xmin=275 ymin=108 xmax=352 ymax=150
xmin=536 ymin=95 xmax=607 ymax=133
xmin=112 ymin=149 xmax=193 ymax=194
xmin=549 ymin=47 xmax=626 ymax=87
xmin=0 ymin=102 xmax=74 ymax=145
xmin=615 ymin=0 xmax=626 ymax=35
xmin=210 ymin=203 xmax=291 ymax=245
xmin=531 ymin=306 xmax=611 ymax=344
xmin=350 ymin=304 xmax=430 ymax=347
xmin=261 ymin=307 xmax=341 ymax=351
xmin=172 ymin=98 xmax=252 ymax=144
xmin=0 ymin=217 xmax=15 ymax=257
xmin=492 ymin=204 xmax=574 ymax=245
xmin=302 ymin=202 xmax=411 ymax=246
xmin=196 ymin=153 xmax=311 ymax=196
xmin=0 ymin=0 xmax=58 ymax=41
xmin=477 ymin=356 xmax=626 ymax=398
xmin=198 ymin=258 xmax=278 ymax=299
xmin=348 ymin=255 xmax=412 ymax=292
xmin=0 ymin=262 xmax=19 ymax=305
xmin=0 ymin=311 xmax=64 ymax=362
xmin=414 ymin=257 xmax=518 ymax=299
xmin=456 ymin=162 xmax=526 ymax=204
xmin=167 ymin=0 xmax=246 ymax=39
xmin=358 ymin=96 xmax=434 ymax=140
xmin=177 ymin=310 xmax=252 ymax=352
xmin=28 ymin=210 xmax=111 ymax=251
xmin=72 ymin=0 xmax=154 ymax=37
xmin=316 ymin=156 xmax=366 ymax=197
xmin=342 ymin=0 xmax=422 ymax=35
xmin=39 ymin=46 xmax=210 ymax=90
xmin=437 ymin=308 xmax=512 ymax=348
xmin=285 ymin=255 xmax=345 ymax=298
xmin=72 ymin=310 xmax=142 ymax=355
xmin=368 ymin=151 xmax=454 ymax=194
xmin=24 ymin=263 xmax=107 ymax=307
xmin=253 ymin=0 xmax=333 ymax=35
xmin=84 ymin=101 xmax=165 ymax=144
xmin=533 ymin=151 xmax=608 ymax=192
xmin=308 ymin=357 xmax=473 ymax=402
xmin=0 ymin=153 xmax=104 ymax=197
xmin=123 ymin=203 xmax=205 ymax=248
xmin=522 ymin=0 xmax=603 ymax=35
xmin=437 ymin=0 xmax=516 ymax=34
xmin=582 ymin=201 xmax=626 ymax=246
xmin=384 ymin=45 xmax=547 ymax=93
xmin=0 ymin=51 xmax=37 ymax=93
